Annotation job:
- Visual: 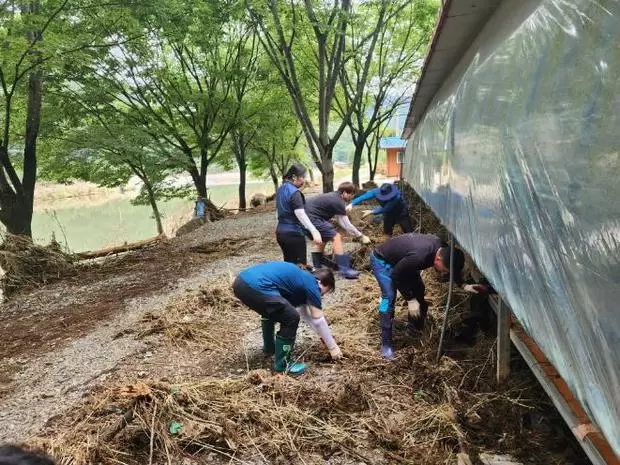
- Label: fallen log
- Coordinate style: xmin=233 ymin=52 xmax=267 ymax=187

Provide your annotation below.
xmin=75 ymin=234 xmax=165 ymax=260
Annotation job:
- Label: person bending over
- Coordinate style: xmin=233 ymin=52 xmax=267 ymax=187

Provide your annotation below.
xmin=233 ymin=262 xmax=340 ymax=375
xmin=305 ymin=181 xmax=371 ymax=279
xmin=347 ymin=182 xmax=413 ymax=236
xmin=370 ymin=233 xmax=482 ymax=359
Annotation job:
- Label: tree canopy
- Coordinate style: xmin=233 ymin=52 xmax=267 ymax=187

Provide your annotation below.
xmin=0 ymin=0 xmax=440 ymax=240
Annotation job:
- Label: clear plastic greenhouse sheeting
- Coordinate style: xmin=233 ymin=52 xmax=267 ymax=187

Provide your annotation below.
xmin=404 ymin=0 xmax=620 ymax=458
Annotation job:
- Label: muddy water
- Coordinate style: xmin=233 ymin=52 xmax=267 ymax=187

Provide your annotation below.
xmin=32 ymin=182 xmax=273 ymax=252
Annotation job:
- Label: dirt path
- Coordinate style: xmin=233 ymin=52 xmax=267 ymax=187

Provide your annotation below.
xmin=0 ymin=210 xmax=281 ymax=443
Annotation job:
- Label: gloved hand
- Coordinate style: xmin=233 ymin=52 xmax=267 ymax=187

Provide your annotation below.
xmin=311 ymin=230 xmax=323 ymax=246
xmin=329 ymin=344 xmax=343 ymax=360
xmin=359 ymin=235 xmax=371 ymax=244
xmin=345 ymin=204 xmax=353 ymax=213
xmin=464 ymin=284 xmax=489 ymax=294
xmin=361 ymin=209 xmax=373 ymax=219
xmin=407 ymin=299 xmax=421 ymax=319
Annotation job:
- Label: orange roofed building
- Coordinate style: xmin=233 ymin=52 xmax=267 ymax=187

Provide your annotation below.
xmin=379 ymin=137 xmax=407 ymax=178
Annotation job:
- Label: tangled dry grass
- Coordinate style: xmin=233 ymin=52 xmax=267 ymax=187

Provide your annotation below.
xmin=0 ymin=234 xmax=76 ymax=296
xmin=33 ymin=272 xmax=570 ymax=465
xmin=29 ymin=182 xmax=581 ymax=465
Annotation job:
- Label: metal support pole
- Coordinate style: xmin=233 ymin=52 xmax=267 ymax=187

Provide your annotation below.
xmin=436 ymin=235 xmax=454 ymax=362
xmin=496 ymin=297 xmax=511 ymax=384
xmin=418 ymin=198 xmax=423 ymax=232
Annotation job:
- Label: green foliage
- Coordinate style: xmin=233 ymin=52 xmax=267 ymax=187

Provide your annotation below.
xmin=336 ymin=0 xmax=439 ymax=184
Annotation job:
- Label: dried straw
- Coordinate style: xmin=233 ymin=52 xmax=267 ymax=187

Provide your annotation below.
xmin=0 ymin=234 xmax=76 ymax=296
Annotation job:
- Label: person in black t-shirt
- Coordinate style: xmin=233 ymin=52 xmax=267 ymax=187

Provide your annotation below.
xmin=305 ymin=182 xmax=371 ymax=279
xmin=370 ymin=233 xmax=485 ymax=359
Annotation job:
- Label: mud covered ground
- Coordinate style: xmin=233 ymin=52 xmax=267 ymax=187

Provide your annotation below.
xmin=0 ymin=198 xmax=590 ymax=465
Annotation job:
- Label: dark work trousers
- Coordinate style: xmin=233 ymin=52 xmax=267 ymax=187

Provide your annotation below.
xmin=383 ymin=204 xmax=413 ymax=235
xmin=276 ymin=232 xmax=307 ymax=265
xmin=232 ymin=276 xmax=300 ymax=341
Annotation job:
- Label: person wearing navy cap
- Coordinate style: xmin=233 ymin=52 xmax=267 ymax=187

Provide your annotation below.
xmin=346 ymin=182 xmax=413 ymax=235
xmin=232 ymin=261 xmax=341 ymax=376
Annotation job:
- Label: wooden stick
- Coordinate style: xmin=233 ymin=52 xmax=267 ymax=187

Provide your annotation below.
xmin=148 ymin=403 xmax=157 ymax=465
xmin=76 ymin=234 xmax=165 ymax=260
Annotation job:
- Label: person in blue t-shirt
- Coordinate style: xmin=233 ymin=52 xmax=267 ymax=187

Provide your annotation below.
xmin=346 ymin=182 xmax=413 ymax=236
xmin=232 ymin=261 xmax=341 ymax=375
xmin=275 ymin=164 xmax=322 ymax=265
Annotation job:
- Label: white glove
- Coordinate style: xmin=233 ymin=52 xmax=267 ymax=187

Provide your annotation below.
xmin=361 ymin=209 xmax=373 ymax=219
xmin=329 ymin=345 xmax=343 ymax=360
xmin=311 ymin=230 xmax=323 ymax=245
xmin=345 ymin=204 xmax=353 ymax=213
xmin=360 ymin=235 xmax=371 ymax=244
xmin=463 ymin=284 xmax=489 ymax=294
xmin=407 ymin=299 xmax=421 ymax=319
xmin=463 ymin=284 xmax=478 ymax=294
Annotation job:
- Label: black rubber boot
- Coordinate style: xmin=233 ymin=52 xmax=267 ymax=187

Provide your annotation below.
xmin=261 ymin=317 xmax=275 ymax=355
xmin=311 ymin=252 xmax=324 ymax=270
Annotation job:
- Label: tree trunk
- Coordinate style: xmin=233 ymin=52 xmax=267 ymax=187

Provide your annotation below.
xmin=1 ymin=198 xmax=33 ymax=236
xmin=143 ymin=181 xmax=164 ymax=235
xmin=351 ymin=142 xmax=364 ymax=187
xmin=19 ymin=68 xmax=42 ymax=239
xmin=188 ymin=165 xmax=220 ymax=216
xmin=369 ymin=143 xmax=380 ymax=181
xmin=321 ymin=155 xmax=334 ymax=193
xmin=195 ymin=174 xmax=207 ymax=199
xmin=2 ymin=0 xmax=44 ymax=240
xmin=238 ymin=161 xmax=247 ymax=212
xmin=268 ymin=166 xmax=279 ymax=191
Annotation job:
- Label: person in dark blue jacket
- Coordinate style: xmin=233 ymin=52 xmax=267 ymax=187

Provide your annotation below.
xmin=232 ymin=261 xmax=340 ymax=376
xmin=275 ymin=164 xmax=322 ymax=265
xmin=347 ymin=182 xmax=413 ymax=236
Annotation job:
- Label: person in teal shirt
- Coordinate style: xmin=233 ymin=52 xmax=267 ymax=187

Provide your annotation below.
xmin=233 ymin=261 xmax=341 ymax=375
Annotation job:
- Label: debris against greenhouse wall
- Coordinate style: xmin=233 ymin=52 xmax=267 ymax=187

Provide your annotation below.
xmin=404 ymin=0 xmax=620 ymax=458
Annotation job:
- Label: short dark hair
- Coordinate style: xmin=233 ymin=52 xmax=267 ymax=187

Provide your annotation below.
xmin=283 ymin=163 xmax=307 ymax=181
xmin=313 ymin=267 xmax=335 ymax=292
xmin=0 ymin=446 xmax=55 ymax=465
xmin=337 ymin=182 xmax=355 ymax=195
xmin=439 ymin=246 xmax=465 ymax=282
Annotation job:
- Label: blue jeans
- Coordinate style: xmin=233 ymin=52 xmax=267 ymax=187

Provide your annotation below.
xmin=370 ymin=251 xmax=396 ymax=346
xmin=370 ymin=252 xmax=396 ymax=314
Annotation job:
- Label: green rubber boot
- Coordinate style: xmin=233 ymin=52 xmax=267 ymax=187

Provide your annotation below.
xmin=273 ymin=335 xmax=306 ymax=376
xmin=261 ymin=317 xmax=275 ymax=356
